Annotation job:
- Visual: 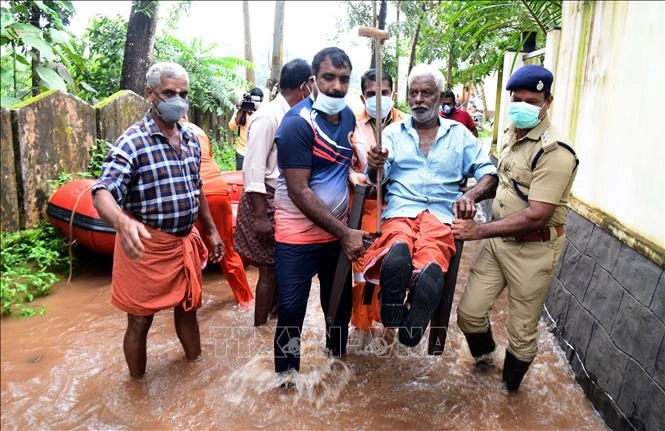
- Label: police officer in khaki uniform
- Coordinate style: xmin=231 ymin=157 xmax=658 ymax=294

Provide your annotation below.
xmin=451 ymin=65 xmax=579 ymax=392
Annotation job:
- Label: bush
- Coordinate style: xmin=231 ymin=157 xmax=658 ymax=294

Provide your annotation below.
xmin=1 ymin=222 xmax=69 ymax=316
xmin=212 ymin=139 xmax=237 ymax=172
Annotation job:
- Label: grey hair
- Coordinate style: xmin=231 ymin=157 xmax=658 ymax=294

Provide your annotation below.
xmin=408 ymin=64 xmax=445 ymax=93
xmin=146 ymin=62 xmax=189 ymax=89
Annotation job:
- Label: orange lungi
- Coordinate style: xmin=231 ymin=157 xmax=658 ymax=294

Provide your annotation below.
xmin=196 ymin=193 xmax=254 ymax=306
xmin=111 ymin=224 xmax=208 ymax=316
xmin=363 ymin=211 xmax=456 ymax=286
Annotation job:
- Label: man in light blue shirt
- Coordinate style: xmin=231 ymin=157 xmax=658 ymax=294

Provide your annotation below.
xmin=363 ymin=64 xmax=498 ymax=347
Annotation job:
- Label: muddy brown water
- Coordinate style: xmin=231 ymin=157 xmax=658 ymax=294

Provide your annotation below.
xmin=1 ymin=241 xmax=607 ymax=430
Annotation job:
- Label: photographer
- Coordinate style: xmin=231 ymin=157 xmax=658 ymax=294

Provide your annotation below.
xmin=228 ymin=87 xmax=264 ymax=170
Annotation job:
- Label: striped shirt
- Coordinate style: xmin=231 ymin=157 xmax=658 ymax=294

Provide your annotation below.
xmin=92 ymin=113 xmax=203 ymax=235
xmin=274 ymin=97 xmax=355 ymax=244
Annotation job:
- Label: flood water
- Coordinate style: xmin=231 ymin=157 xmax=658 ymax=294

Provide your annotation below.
xmin=1 ymin=241 xmax=607 ymax=430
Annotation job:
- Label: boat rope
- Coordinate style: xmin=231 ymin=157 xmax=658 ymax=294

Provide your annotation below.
xmin=66 ymin=184 xmax=95 ymax=284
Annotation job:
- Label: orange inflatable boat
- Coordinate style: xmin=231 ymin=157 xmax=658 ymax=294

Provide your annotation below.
xmin=47 ymin=179 xmax=116 ymax=254
xmin=46 ymin=172 xmax=245 ymax=255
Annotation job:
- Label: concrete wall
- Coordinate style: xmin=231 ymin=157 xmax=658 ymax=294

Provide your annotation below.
xmin=12 ymin=90 xmax=95 ymax=228
xmin=95 ymin=90 xmax=150 ymax=144
xmin=545 ymin=210 xmax=664 ymax=431
xmin=551 ymin=1 xmax=664 ymax=251
xmin=1 ymin=108 xmax=19 ymax=232
xmin=2 ymin=90 xmax=153 ymax=231
xmin=2 ymin=90 xmax=231 ymax=232
xmin=541 ymin=2 xmax=665 ymax=430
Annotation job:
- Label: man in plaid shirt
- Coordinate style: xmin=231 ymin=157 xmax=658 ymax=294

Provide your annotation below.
xmin=92 ymin=62 xmax=223 ymax=379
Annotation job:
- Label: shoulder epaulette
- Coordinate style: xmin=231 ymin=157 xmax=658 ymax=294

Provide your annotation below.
xmin=530 ymin=129 xmax=579 ymax=171
xmin=512 ymin=130 xmax=579 ymax=202
xmin=541 ymin=130 xmax=557 ymax=153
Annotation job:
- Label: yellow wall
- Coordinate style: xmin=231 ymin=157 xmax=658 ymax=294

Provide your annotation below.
xmin=550 ymin=1 xmax=664 ymax=250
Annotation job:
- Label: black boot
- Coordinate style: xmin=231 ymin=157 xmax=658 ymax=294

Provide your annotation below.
xmin=398 ymin=263 xmax=444 ymax=347
xmin=463 ymin=323 xmax=496 ymax=360
xmin=379 ymin=242 xmax=412 ymax=328
xmin=502 ymin=350 xmax=532 ymax=392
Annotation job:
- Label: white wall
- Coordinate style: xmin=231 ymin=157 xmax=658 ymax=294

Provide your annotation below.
xmin=551 ymin=1 xmax=664 ymax=248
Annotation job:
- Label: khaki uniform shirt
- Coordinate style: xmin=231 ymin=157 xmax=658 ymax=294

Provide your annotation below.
xmin=493 ymin=116 xmax=578 ymax=227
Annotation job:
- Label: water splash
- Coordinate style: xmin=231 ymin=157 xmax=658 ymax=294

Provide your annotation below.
xmin=224 ymin=352 xmax=352 ymax=409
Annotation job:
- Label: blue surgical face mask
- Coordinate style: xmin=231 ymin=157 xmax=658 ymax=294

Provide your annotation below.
xmin=365 ymin=95 xmax=394 ymax=120
xmin=441 ymin=104 xmax=454 ymax=115
xmin=507 ymin=101 xmax=543 ymax=129
xmin=311 ymin=76 xmax=347 ymax=115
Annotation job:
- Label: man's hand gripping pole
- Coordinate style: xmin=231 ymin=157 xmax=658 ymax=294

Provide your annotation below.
xmin=358 ymin=26 xmax=389 ymax=236
xmin=325 ymin=27 xmax=390 ymax=328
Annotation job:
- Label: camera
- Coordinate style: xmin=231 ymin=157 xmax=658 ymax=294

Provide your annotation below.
xmin=239 ymin=93 xmax=261 ymax=113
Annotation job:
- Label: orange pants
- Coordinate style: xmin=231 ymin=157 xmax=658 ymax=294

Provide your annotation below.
xmin=364 ymin=211 xmax=456 ymax=285
xmin=197 ymin=193 xmax=254 ymax=306
xmin=352 ymin=257 xmax=380 ymax=330
xmin=350 ymin=197 xmax=381 ymax=330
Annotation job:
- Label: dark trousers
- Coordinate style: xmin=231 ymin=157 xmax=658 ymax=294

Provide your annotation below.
xmin=235 ymin=152 xmax=244 ymax=171
xmin=274 ymin=241 xmax=352 ymax=373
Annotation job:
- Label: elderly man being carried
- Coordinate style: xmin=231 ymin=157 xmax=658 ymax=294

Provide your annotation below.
xmin=363 ymin=64 xmax=498 ymax=347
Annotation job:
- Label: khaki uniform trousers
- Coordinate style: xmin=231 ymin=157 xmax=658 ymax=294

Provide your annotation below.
xmin=457 ymin=234 xmax=565 ymax=362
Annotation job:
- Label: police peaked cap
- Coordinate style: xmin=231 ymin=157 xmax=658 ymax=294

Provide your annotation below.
xmin=506 ymin=65 xmax=554 ymax=93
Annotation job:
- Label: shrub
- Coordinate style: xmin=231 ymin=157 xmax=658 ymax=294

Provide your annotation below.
xmin=212 ymin=139 xmax=237 ymax=172
xmin=1 ymin=222 xmax=69 ymax=316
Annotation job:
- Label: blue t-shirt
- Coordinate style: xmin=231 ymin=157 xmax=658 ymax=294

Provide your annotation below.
xmin=274 ymin=97 xmax=356 ymax=244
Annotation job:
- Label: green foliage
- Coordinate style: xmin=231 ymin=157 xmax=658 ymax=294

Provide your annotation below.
xmin=338 ymin=0 xmax=561 ymax=89
xmin=131 ymin=0 xmax=158 ymax=19
xmin=88 ymin=138 xmax=112 ymax=178
xmin=394 ymin=99 xmax=409 ymax=114
xmin=478 ymin=128 xmax=492 ymax=140
xmin=1 ymin=222 xmax=68 ymax=316
xmin=154 ymin=36 xmax=250 ymax=116
xmin=2 ymin=1 xmax=245 ymax=117
xmin=432 ymin=0 xmax=562 ymax=85
xmin=0 ymin=0 xmax=80 ymax=106
xmin=1 ymin=137 xmax=108 ymax=317
xmin=74 ymin=15 xmax=127 ymax=103
xmin=339 ymin=0 xmax=401 ymax=80
xmin=211 ymin=138 xmax=236 ymax=172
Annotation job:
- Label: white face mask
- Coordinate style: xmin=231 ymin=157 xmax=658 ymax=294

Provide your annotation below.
xmin=310 ymin=76 xmax=347 ymax=115
xmin=365 ymin=95 xmax=394 ymax=120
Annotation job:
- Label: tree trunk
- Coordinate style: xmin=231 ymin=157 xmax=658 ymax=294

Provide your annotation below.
xmin=407 ymin=22 xmax=420 ymax=76
xmin=266 ymin=0 xmax=285 ymax=96
xmin=372 ymin=0 xmax=377 ymax=27
xmin=478 ymin=83 xmax=489 ymax=121
xmin=446 ymin=49 xmax=453 ymax=90
xmin=242 ymin=0 xmax=255 ymax=86
xmin=29 ymin=5 xmax=41 ymax=96
xmin=369 ymin=0 xmax=388 ymax=68
xmin=491 ymin=67 xmax=504 ymax=151
xmin=30 ymin=49 xmax=40 ymax=96
xmin=394 ymin=4 xmax=400 ymax=96
xmin=120 ymin=1 xmax=159 ymax=95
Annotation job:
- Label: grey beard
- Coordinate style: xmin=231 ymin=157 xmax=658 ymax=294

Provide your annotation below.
xmin=411 ymin=107 xmax=439 ymax=123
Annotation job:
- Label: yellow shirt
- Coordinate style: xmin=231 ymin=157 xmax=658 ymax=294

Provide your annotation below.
xmin=493 ymin=116 xmax=578 ymax=227
xmin=228 ymin=109 xmax=252 ymax=156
